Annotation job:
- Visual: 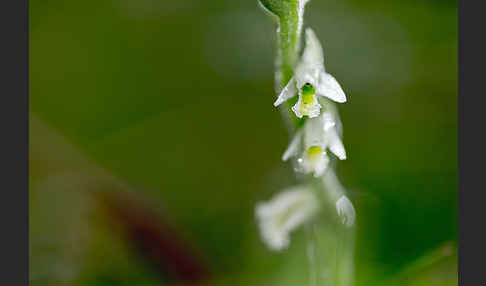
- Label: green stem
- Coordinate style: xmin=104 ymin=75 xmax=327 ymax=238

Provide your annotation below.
xmin=260 ymin=0 xmax=307 ymax=129
xmin=276 ymin=3 xmax=299 ymax=85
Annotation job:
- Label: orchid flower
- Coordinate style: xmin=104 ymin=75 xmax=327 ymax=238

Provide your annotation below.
xmin=282 ymin=105 xmax=346 ymax=177
xmin=273 ymin=28 xmax=347 ymax=118
xmin=255 ymin=185 xmax=320 ymax=251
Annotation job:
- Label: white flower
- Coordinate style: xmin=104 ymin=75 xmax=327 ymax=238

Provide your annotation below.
xmin=274 ymin=28 xmax=347 ymax=118
xmin=336 ymin=195 xmax=356 ymax=227
xmin=255 ymin=186 xmax=320 ymax=251
xmin=282 ymin=108 xmax=346 ymax=177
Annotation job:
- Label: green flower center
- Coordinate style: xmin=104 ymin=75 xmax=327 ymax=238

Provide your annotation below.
xmin=301 ymin=83 xmax=316 ymax=105
xmin=306 ymin=145 xmax=323 ymax=161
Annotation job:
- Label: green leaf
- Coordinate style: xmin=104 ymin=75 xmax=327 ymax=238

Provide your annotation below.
xmin=385 ymin=242 xmax=458 ymax=286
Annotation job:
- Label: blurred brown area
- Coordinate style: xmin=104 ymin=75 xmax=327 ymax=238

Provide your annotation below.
xmin=30 ymin=116 xmax=210 ymax=285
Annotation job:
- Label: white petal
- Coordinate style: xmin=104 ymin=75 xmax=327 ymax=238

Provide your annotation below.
xmin=282 ymin=131 xmax=302 ymax=161
xmin=294 ymin=28 xmax=325 ymax=89
xmin=298 ymin=146 xmax=329 ymax=177
xmin=317 ymin=72 xmax=347 ymax=103
xmin=301 ymin=28 xmax=324 ymax=67
xmin=291 ymin=101 xmax=304 ymax=118
xmin=336 ymin=195 xmax=356 ymax=227
xmin=274 ymin=77 xmax=297 ymax=106
xmin=295 ymin=64 xmax=321 ymax=89
xmin=312 ymin=153 xmax=330 ymax=177
xmin=321 ymin=111 xmax=336 ymax=131
xmin=327 ymin=128 xmax=346 ymax=160
xmin=319 ymin=99 xmax=344 ymax=137
xmin=306 ymin=98 xmax=322 ymax=118
xmin=291 ymin=95 xmax=321 ymax=119
xmin=307 ymin=108 xmax=321 ymax=118
xmin=304 ymin=117 xmax=325 ymax=149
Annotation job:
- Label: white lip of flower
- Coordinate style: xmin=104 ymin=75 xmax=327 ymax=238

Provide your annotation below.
xmin=336 ymin=195 xmax=356 ymax=227
xmin=273 ymin=28 xmax=347 ymax=118
xmin=255 ymin=186 xmax=320 ymax=251
xmin=298 ymin=145 xmax=330 ymax=177
xmin=291 ymin=83 xmax=322 ymax=118
xmin=282 ymin=111 xmax=346 ymax=177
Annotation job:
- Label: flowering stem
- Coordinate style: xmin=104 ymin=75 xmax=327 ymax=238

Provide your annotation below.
xmin=260 ymin=0 xmax=306 ymax=128
xmin=258 ymin=1 xmax=355 ymax=285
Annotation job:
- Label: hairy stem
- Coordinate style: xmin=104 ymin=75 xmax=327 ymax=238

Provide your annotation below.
xmin=260 ymin=0 xmax=306 ymax=128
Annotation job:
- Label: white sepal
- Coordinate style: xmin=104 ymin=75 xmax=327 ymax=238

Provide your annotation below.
xmin=335 ymin=195 xmax=356 ymax=227
xmin=317 ymin=72 xmax=347 ymax=103
xmin=321 ymin=110 xmax=336 ymax=131
xmin=274 ymin=77 xmax=297 ymax=107
xmin=326 ymin=127 xmax=346 ymax=160
xmin=301 ymin=28 xmax=324 ymax=68
xmin=282 ymin=130 xmax=303 ymax=161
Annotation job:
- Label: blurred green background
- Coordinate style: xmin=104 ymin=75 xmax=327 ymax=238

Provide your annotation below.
xmin=29 ymin=0 xmax=457 ymax=285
